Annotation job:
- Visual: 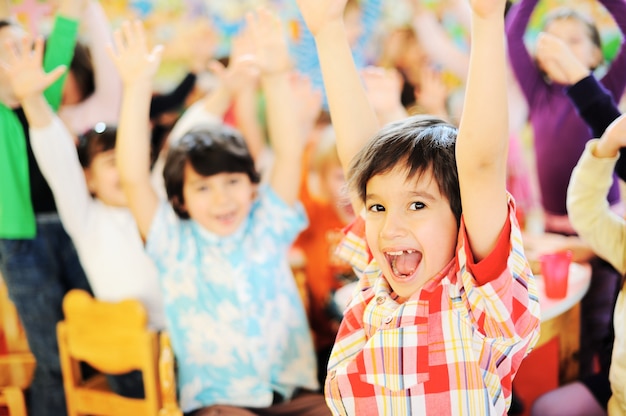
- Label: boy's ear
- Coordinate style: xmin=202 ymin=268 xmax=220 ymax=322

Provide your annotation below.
xmin=252 ymin=183 xmax=259 ymax=201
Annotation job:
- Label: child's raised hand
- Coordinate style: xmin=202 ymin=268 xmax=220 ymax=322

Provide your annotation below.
xmin=360 ymin=66 xmax=406 ymax=122
xmin=468 ymin=0 xmax=506 ymax=19
xmin=107 ymin=20 xmax=163 ymax=86
xmin=536 ymin=32 xmax=588 ymax=85
xmin=0 ymin=35 xmax=66 ymax=102
xmin=208 ymin=55 xmax=259 ymax=96
xmin=415 ymin=65 xmax=448 ymax=118
xmin=295 ymin=0 xmax=347 ymax=37
xmin=247 ymin=7 xmax=291 ymax=76
xmin=596 ymin=114 xmax=626 ymax=157
xmin=290 ymin=72 xmax=322 ymax=135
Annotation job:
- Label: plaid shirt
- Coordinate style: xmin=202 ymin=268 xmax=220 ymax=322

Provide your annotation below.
xmin=325 ymin=196 xmax=541 ymax=415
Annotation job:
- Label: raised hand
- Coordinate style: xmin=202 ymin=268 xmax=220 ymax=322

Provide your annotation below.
xmin=1 ymin=35 xmax=66 ymax=102
xmin=106 ymin=20 xmax=163 ymax=86
xmin=290 ymin=72 xmax=323 ymax=136
xmin=295 ymin=0 xmax=347 ymax=37
xmin=415 ymin=65 xmax=448 ymax=119
xmin=536 ymin=31 xmax=588 ymax=85
xmin=247 ymin=7 xmax=291 ymax=76
xmin=207 ymin=54 xmax=259 ymax=96
xmin=360 ymin=66 xmax=407 ymax=124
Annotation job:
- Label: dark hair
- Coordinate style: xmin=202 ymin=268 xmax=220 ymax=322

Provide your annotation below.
xmin=77 ymin=123 xmax=117 ymax=168
xmin=0 ymin=20 xmax=13 ymax=30
xmin=163 ymin=124 xmax=261 ymax=219
xmin=348 ymin=115 xmax=461 ymax=225
xmin=542 ymin=8 xmax=603 ymax=68
xmin=70 ymin=42 xmax=95 ymax=101
xmin=41 ymin=39 xmax=95 ymax=102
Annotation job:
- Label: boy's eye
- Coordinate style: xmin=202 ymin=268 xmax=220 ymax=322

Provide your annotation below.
xmin=368 ymin=204 xmax=385 ymax=212
xmin=409 ymin=201 xmax=425 ymax=210
xmin=228 ymin=177 xmax=241 ymax=185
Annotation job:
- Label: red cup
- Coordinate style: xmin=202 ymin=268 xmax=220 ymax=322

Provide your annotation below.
xmin=539 ymin=250 xmax=573 ymax=299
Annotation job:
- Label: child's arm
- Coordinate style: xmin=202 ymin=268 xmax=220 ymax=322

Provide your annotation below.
xmin=411 ymin=0 xmax=470 ymax=82
xmin=504 ymin=0 xmax=543 ymax=106
xmin=4 ymin=36 xmax=95 ymax=238
xmin=230 ymin=26 xmax=266 ymax=162
xmin=59 ymin=0 xmax=122 ymax=135
xmin=296 ymin=0 xmax=380 ymax=181
xmin=108 ymin=21 xmax=163 ymax=240
xmin=568 ymin=114 xmax=626 ymax=274
xmin=249 ymin=8 xmax=302 ymax=205
xmin=455 ymin=0 xmax=509 ymax=260
xmin=43 ymin=0 xmax=88 ymax=110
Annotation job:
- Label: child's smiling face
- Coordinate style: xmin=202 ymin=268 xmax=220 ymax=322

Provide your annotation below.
xmin=182 ymin=163 xmax=256 ymax=236
xmin=364 ymin=164 xmax=457 ymax=298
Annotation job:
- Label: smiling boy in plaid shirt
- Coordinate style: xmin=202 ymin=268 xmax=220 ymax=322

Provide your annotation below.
xmin=295 ymin=0 xmax=541 ymax=414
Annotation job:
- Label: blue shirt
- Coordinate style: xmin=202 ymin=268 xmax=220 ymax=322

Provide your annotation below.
xmin=146 ymin=185 xmax=318 ymax=412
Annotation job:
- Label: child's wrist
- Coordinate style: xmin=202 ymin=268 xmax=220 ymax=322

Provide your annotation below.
xmin=260 ymin=65 xmax=292 ymax=79
xmin=313 ymin=20 xmax=346 ymax=44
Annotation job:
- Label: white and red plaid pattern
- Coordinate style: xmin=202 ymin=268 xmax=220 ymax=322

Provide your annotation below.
xmin=325 ymin=196 xmax=541 ymax=415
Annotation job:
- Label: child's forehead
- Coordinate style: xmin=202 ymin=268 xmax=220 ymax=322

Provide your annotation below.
xmin=369 ymin=163 xmax=436 ymax=187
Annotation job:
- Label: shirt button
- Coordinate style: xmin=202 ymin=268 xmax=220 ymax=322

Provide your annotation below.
xmin=383 ymin=315 xmax=393 ymax=324
xmin=376 ymin=295 xmax=385 ymax=305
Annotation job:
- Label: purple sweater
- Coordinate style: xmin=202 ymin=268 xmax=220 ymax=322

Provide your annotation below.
xmin=506 ymin=0 xmax=626 ymax=216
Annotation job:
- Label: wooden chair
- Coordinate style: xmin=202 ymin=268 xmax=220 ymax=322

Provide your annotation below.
xmin=0 ymin=273 xmax=33 ymax=416
xmin=57 ymin=289 xmax=181 ymax=416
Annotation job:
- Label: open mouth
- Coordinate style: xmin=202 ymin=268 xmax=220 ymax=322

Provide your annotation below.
xmin=215 ymin=211 xmax=236 ymax=225
xmin=384 ymin=249 xmax=422 ymax=280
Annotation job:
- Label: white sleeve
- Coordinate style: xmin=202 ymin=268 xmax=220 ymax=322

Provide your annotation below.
xmin=30 ymin=116 xmax=94 ymax=242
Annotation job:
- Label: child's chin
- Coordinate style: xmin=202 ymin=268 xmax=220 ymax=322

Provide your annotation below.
xmin=386 ymin=270 xmax=420 ymax=297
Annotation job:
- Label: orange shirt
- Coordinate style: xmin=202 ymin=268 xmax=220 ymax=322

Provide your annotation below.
xmin=295 ymin=175 xmax=354 ymax=351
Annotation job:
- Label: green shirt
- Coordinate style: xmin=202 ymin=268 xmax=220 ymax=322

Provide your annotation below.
xmin=0 ymin=15 xmax=78 ymax=238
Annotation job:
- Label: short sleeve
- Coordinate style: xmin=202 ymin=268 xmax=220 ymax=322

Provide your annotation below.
xmin=145 ymin=200 xmax=183 ymax=267
xmin=251 ymin=185 xmax=308 ymax=250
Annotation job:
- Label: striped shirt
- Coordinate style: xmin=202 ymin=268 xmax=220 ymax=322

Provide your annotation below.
xmin=324 ymin=196 xmax=541 ymax=415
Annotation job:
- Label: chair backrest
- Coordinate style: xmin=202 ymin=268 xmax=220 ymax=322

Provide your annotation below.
xmin=57 ymin=289 xmax=162 ymax=416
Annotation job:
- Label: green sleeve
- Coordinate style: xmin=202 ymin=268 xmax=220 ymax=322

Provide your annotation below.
xmin=43 ymin=15 xmax=79 ymax=111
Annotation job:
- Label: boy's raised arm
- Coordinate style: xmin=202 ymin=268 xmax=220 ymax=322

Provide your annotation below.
xmin=108 ymin=21 xmax=163 ymax=239
xmin=296 ymin=0 xmax=379 ymax=187
xmin=456 ymin=0 xmax=509 ymax=260
xmin=250 ymin=8 xmax=303 ymax=206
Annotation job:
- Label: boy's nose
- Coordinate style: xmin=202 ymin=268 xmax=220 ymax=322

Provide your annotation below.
xmin=380 ymin=212 xmax=408 ymax=240
xmin=212 ymin=188 xmax=229 ymax=205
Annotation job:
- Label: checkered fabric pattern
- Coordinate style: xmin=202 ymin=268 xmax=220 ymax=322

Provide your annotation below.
xmin=325 ymin=196 xmax=541 ymax=415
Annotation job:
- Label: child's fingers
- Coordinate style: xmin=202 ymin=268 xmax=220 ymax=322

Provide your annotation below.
xmin=150 ymin=44 xmax=164 ymax=64
xmin=112 ymin=28 xmax=126 ymax=55
xmin=31 ymin=37 xmax=45 ymax=66
xmin=130 ymin=20 xmax=147 ymax=52
xmin=44 ymin=65 xmax=67 ymax=87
